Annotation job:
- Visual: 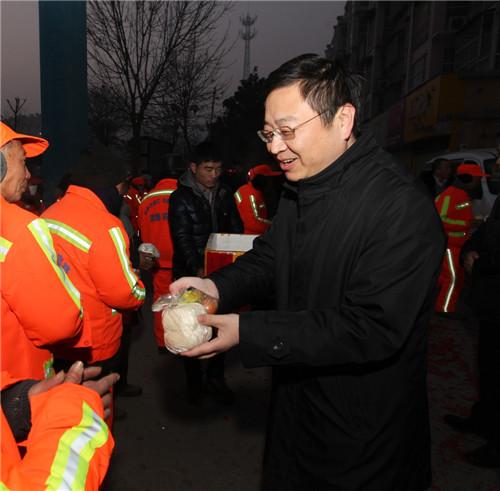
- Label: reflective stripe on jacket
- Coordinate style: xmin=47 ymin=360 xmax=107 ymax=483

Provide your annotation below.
xmin=435 ymin=186 xmax=473 ymax=247
xmin=42 ymin=185 xmax=145 ymax=363
xmin=0 ymin=196 xmax=82 ymax=380
xmin=138 ymin=178 xmax=177 ymax=269
xmin=234 ymin=183 xmax=271 ymax=235
xmin=1 ymin=371 xmax=114 ymax=490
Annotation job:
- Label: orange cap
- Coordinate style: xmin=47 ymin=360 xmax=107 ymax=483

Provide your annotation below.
xmin=456 ymin=163 xmax=489 ymax=177
xmin=0 ymin=121 xmax=49 ymax=157
xmin=248 ymin=164 xmax=282 ymax=181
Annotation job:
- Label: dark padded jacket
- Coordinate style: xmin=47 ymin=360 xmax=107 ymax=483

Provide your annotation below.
xmin=169 ymin=171 xmax=243 ymax=278
xmin=210 ymin=132 xmax=445 ymax=490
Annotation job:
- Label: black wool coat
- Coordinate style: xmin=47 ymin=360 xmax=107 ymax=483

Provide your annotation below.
xmin=210 ymin=133 xmax=446 ymax=490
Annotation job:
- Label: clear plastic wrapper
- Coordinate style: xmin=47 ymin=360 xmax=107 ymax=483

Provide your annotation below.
xmin=138 ymin=242 xmax=160 ymax=259
xmin=152 ymin=288 xmax=218 ymax=354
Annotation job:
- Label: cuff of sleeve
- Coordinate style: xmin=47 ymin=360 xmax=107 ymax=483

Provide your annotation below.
xmin=1 ymin=380 xmax=38 ymax=442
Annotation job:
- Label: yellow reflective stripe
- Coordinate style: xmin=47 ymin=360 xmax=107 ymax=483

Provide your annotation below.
xmin=142 ymin=190 xmax=174 ymax=201
xmin=0 ymin=236 xmax=13 ymax=262
xmin=443 ymin=248 xmax=456 ymax=313
xmin=448 ymin=231 xmax=466 ymax=238
xmin=27 ymin=219 xmax=82 ymax=312
xmin=44 ymin=356 xmax=55 ymax=380
xmin=234 ymin=191 xmax=242 ymax=204
xmin=45 ymin=219 xmax=92 ymax=253
xmin=442 ymin=216 xmax=467 ymax=226
xmin=45 ymin=402 xmax=109 ymax=491
xmin=108 ymin=227 xmax=145 ymax=301
xmin=249 ymin=195 xmax=271 ymax=224
xmin=438 ymin=195 xmax=450 ymax=217
xmin=0 ymin=482 xmax=11 ymax=490
xmin=456 ymin=201 xmax=471 ymax=210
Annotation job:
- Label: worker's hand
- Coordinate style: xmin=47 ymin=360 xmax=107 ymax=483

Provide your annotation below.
xmin=463 ymin=251 xmax=480 ymax=274
xmin=180 ymin=313 xmax=239 ymax=359
xmin=170 ymin=277 xmax=219 ymax=300
xmin=139 ymin=251 xmax=157 ymax=271
xmin=28 ymin=361 xmax=119 ymax=420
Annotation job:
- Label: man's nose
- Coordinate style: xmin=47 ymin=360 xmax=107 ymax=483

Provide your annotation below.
xmin=268 ymin=135 xmax=287 ymax=155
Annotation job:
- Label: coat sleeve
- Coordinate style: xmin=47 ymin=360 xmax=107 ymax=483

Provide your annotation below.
xmin=237 ymin=190 xmax=445 ymax=368
xmin=169 ymin=190 xmax=203 ymax=275
xmin=1 ymin=384 xmax=113 ymax=491
xmin=88 ymin=221 xmax=145 ymax=309
xmin=2 ymin=217 xmax=83 ymax=347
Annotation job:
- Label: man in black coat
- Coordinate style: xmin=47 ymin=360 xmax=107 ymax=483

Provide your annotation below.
xmin=169 ymin=142 xmax=242 ymax=404
xmin=172 ymin=55 xmax=445 ymax=489
xmin=444 ymin=192 xmax=500 ymax=468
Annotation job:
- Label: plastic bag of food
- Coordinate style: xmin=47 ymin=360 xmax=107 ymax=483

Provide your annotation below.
xmin=151 ymin=288 xmax=218 ymax=354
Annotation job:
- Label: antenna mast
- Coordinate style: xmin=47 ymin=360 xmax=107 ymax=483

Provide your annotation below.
xmin=239 ymin=13 xmax=257 ymax=80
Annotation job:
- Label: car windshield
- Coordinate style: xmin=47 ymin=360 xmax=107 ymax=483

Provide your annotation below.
xmin=485 ymin=158 xmax=499 ymax=195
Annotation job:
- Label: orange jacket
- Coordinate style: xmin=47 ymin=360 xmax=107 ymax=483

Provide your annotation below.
xmin=435 ymin=186 xmax=473 ymax=248
xmin=0 ymin=196 xmax=83 ymax=380
xmin=1 ymin=371 xmax=114 ymax=490
xmin=234 ymin=183 xmax=271 ymax=235
xmin=42 ymin=186 xmax=145 ymax=363
xmin=138 ymin=178 xmax=177 ymax=269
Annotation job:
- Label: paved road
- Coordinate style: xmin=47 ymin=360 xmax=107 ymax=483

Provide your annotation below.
xmin=102 ymin=287 xmax=500 ymax=491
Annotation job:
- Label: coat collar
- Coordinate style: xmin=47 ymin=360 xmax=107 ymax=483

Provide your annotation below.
xmin=283 ymin=131 xmax=379 ymax=198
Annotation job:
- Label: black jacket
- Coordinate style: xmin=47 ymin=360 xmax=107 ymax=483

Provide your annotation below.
xmin=210 ymin=133 xmax=445 ymax=490
xmin=461 ymin=195 xmax=500 ymax=321
xmin=169 ymin=171 xmax=242 ymax=278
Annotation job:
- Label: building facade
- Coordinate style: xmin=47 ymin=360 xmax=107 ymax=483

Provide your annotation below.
xmin=326 ymin=1 xmax=500 ymax=172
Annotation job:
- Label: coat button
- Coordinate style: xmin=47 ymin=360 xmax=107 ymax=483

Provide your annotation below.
xmin=272 ymin=339 xmax=285 ymax=352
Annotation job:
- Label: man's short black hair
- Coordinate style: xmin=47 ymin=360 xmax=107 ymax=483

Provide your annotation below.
xmin=190 ymin=141 xmax=222 ymax=166
xmin=265 ymin=54 xmax=364 ymax=136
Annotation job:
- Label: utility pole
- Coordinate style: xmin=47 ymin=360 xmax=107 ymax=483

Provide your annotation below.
xmin=239 ymin=13 xmax=257 ymax=80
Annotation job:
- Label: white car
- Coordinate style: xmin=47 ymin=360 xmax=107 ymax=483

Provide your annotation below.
xmin=427 ymin=149 xmax=499 ymax=217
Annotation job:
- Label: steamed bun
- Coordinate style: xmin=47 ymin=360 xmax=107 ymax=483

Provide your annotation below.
xmin=162 ymin=302 xmax=212 ymax=354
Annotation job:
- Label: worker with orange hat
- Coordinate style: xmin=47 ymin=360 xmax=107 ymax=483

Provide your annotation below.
xmin=0 ymin=121 xmax=83 ymax=380
xmin=138 ymin=176 xmax=178 ymax=348
xmin=234 ymin=164 xmax=282 ymax=235
xmin=1 ymin=362 xmax=117 ymax=490
xmin=435 ymin=163 xmax=488 ymax=315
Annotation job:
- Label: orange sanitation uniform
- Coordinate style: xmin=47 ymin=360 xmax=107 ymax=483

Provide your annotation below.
xmin=138 ymin=178 xmax=177 ymax=346
xmin=42 ymin=185 xmax=145 ymax=363
xmin=0 ymin=196 xmax=83 ymax=380
xmin=124 ymin=182 xmax=147 ymax=234
xmin=234 ymin=183 xmax=271 ymax=235
xmin=435 ymin=186 xmax=473 ymax=313
xmin=1 ymin=371 xmax=114 ymax=490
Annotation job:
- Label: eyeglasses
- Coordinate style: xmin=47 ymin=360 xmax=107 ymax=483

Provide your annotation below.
xmin=257 ymin=111 xmax=326 ymax=144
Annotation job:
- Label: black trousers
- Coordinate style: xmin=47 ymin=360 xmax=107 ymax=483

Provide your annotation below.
xmin=183 ymin=353 xmax=225 ymax=388
xmin=471 ymin=319 xmax=500 ymax=447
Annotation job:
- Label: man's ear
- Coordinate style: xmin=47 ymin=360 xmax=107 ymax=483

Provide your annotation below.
xmin=337 ymin=103 xmax=356 ymax=141
xmin=189 ymin=162 xmax=197 ymax=174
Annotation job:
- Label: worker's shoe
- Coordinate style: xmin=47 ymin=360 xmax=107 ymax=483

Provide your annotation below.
xmin=115 ymin=383 xmax=143 ymax=398
xmin=206 ymin=377 xmax=235 ymax=405
xmin=465 ymin=443 xmax=500 ymax=468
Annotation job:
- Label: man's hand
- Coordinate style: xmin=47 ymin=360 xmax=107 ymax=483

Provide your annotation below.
xmin=181 ymin=313 xmax=240 ymax=359
xmin=464 ymin=251 xmax=480 ymax=274
xmin=28 ymin=361 xmax=119 ymax=420
xmin=170 ymin=277 xmax=219 ymax=299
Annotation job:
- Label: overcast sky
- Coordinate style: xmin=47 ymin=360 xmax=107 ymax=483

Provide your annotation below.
xmin=1 ymin=1 xmax=345 ymax=116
